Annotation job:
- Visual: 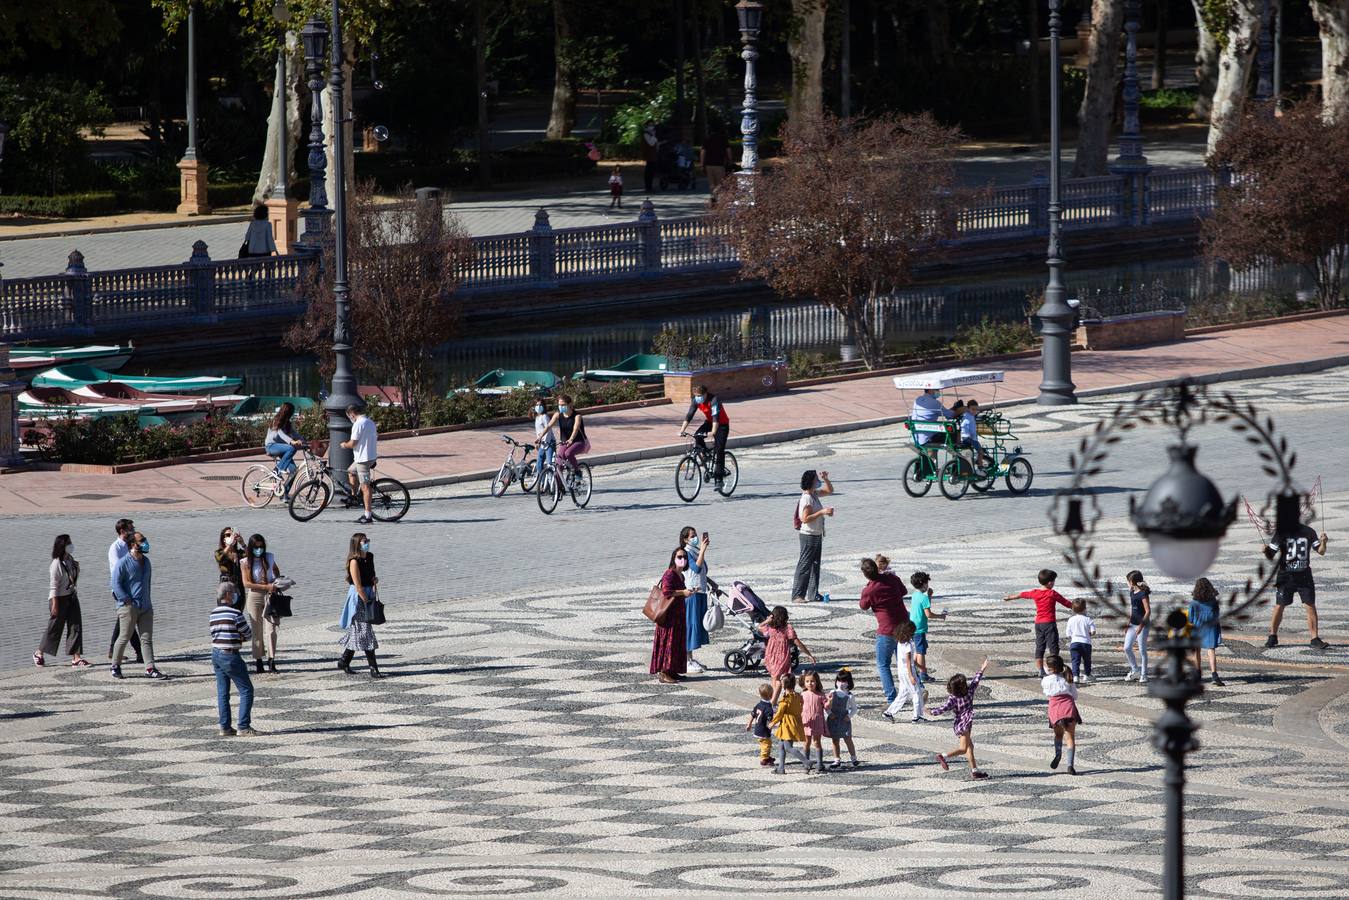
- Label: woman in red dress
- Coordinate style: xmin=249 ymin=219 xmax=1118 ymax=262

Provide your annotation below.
xmin=650 ymin=548 xmax=692 ymax=684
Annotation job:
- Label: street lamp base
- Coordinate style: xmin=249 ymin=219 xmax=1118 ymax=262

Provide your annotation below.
xmin=176 ymin=158 xmax=212 ymax=216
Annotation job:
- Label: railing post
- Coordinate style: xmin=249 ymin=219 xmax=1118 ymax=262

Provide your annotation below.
xmin=186 ymin=239 xmax=215 ymax=320
xmin=1029 ymin=171 xmax=1049 ymax=233
xmin=528 ymin=209 xmax=556 ymax=287
xmin=638 ymin=199 xmax=661 ymax=273
xmin=64 ymin=250 xmax=93 ymax=334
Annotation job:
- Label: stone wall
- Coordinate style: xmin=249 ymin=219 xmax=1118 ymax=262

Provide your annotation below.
xmin=1077 ymin=310 xmax=1186 ymax=350
xmin=663 ymin=361 xmax=789 ymax=404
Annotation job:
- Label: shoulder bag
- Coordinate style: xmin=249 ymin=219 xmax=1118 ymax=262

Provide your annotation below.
xmin=641 ymin=581 xmax=676 ymax=625
xmin=264 ymin=592 xmax=294 ymax=618
xmin=366 ymin=596 xmax=387 ymax=625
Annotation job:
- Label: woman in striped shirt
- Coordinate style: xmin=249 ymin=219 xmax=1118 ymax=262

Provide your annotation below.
xmin=210 ymin=582 xmax=259 ymax=737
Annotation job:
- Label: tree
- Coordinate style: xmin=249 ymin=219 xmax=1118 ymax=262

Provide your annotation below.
xmin=1310 ymin=0 xmax=1349 ymax=124
xmin=1206 ymin=0 xmax=1260 ymax=156
xmin=1190 ymin=0 xmax=1220 ymax=120
xmin=545 ymin=0 xmax=576 ymax=138
xmin=1204 ymin=102 xmax=1349 ymax=310
xmin=787 ymin=0 xmax=827 ymax=125
xmin=0 ymin=0 xmax=120 ymax=57
xmin=1072 ymin=0 xmax=1123 ymax=177
xmin=715 ymin=113 xmax=962 ymax=370
xmin=0 ymin=76 xmax=110 ymax=194
xmin=286 ymin=185 xmax=474 ymax=428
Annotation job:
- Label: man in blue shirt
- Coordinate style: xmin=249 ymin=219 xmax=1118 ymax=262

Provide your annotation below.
xmin=111 ymin=532 xmax=166 ymax=680
xmin=910 ymin=389 xmax=954 ymax=447
xmin=106 ymin=518 xmax=143 ymax=664
xmin=957 ymin=399 xmax=989 ymax=472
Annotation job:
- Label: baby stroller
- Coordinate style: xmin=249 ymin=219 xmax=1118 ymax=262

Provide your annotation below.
xmin=657 ymin=139 xmax=697 ymax=191
xmin=713 ymin=580 xmax=801 ymax=675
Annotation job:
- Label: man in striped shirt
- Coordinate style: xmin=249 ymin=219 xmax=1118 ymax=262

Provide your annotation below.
xmin=210 ymin=582 xmax=259 ymax=736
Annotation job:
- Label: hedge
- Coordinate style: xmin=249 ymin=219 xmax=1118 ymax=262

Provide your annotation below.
xmin=0 ymin=181 xmax=262 ymax=219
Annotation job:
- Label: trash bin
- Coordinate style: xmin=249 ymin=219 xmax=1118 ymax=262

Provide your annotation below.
xmin=415 ymin=187 xmax=441 ymax=203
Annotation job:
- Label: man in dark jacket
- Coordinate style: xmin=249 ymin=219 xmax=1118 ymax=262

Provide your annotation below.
xmin=859 ymin=558 xmax=908 ymax=705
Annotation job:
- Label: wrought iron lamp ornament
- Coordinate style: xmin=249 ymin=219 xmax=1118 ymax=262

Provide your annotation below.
xmin=734 ymin=0 xmax=763 ymax=180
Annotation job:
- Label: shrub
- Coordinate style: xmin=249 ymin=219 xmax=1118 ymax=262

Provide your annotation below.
xmin=441 ymin=390 xmax=496 ymax=424
xmin=595 ymin=379 xmax=642 ymax=405
xmin=950 ymin=317 xmax=1038 ymax=359
xmin=497 ymin=386 xmax=544 ymax=418
xmin=0 ymin=192 xmax=119 ymax=218
xmin=1185 ymin=291 xmax=1313 ymax=328
xmin=788 ymin=350 xmax=830 ymax=380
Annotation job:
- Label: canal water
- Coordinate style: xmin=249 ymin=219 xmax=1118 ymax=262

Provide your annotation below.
xmin=154 ymin=255 xmax=1314 ymax=397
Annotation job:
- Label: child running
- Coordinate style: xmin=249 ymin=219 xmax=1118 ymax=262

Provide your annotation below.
xmin=746 ymin=683 xmax=775 ymax=767
xmin=883 ymin=620 xmax=926 ymax=722
xmin=770 ymin=673 xmax=812 ymax=774
xmin=762 ymin=605 xmax=818 ymax=703
xmin=1042 ymin=654 xmax=1082 ymax=775
xmin=1065 ymin=599 xmax=1096 ymax=684
xmin=908 ymin=571 xmax=947 ymax=683
xmin=800 ymin=670 xmax=829 ymax=775
xmin=1003 ymin=568 xmax=1072 ymax=676
xmin=826 ymin=668 xmax=860 ymax=769
xmin=929 ymin=657 xmax=991 ymax=780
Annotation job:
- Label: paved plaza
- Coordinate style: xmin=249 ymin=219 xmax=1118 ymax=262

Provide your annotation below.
xmin=1 ymin=369 xmax=1347 ymax=896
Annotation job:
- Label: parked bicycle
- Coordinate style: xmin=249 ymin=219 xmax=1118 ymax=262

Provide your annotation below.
xmin=675 ymin=436 xmax=739 ymax=502
xmin=491 ymin=435 xmax=540 ymax=497
xmin=536 ymin=452 xmax=593 ymax=515
xmin=287 ymin=455 xmax=410 ymax=522
xmin=241 ymin=444 xmax=325 ymax=509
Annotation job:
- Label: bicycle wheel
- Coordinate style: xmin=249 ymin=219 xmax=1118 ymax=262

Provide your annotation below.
xmin=241 ymin=465 xmax=278 ymax=509
xmin=675 ymin=455 xmax=703 ymax=502
xmin=537 ymin=468 xmax=561 ymax=515
xmin=715 ymin=451 xmax=739 ymax=497
xmin=1005 ymin=457 xmax=1035 ymax=495
xmin=902 ymin=457 xmax=933 ymax=497
xmin=938 ymin=459 xmax=969 ymax=500
xmin=287 ymin=478 xmax=331 ymax=522
xmin=369 ymin=478 xmax=411 ymax=522
xmin=491 ymin=463 xmax=512 ymax=498
xmin=569 ymin=463 xmax=593 ymax=508
xmin=520 ymin=459 xmax=538 ymax=493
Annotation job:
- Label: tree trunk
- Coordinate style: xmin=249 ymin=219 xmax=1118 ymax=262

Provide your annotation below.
xmin=254 ymin=34 xmax=302 ymax=204
xmin=1151 ymin=0 xmax=1169 ymax=89
xmin=545 ymin=0 xmax=575 ymax=139
xmin=1028 ymin=0 xmax=1042 ymax=143
xmin=476 ymin=0 xmax=492 ymax=186
xmin=926 ymin=0 xmax=950 ymax=65
xmin=1191 ymin=0 xmax=1219 ymax=120
xmin=691 ymin=1 xmax=707 ymax=141
xmin=1207 ymin=0 xmax=1261 ymax=156
xmin=844 ymin=298 xmax=883 ymax=370
xmin=787 ymin=0 xmax=827 ymax=125
xmin=1311 ymin=0 xmax=1349 ymax=124
xmin=1073 ymin=0 xmax=1124 ymax=177
xmin=674 ymin=0 xmax=687 ymax=130
xmin=322 ymin=45 xmax=357 ymax=214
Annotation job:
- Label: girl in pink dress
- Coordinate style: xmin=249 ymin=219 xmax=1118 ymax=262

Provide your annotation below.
xmin=799 ymin=670 xmax=829 ymax=775
xmin=761 ymin=605 xmax=818 ymax=703
xmin=1042 ymin=653 xmax=1083 ymax=775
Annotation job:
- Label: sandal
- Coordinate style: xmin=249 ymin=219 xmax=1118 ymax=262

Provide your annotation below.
xmin=33 ymin=652 xmax=44 ymax=668
xmin=71 ymin=658 xmax=91 ymax=668
xmin=657 ymin=672 xmax=678 ymax=684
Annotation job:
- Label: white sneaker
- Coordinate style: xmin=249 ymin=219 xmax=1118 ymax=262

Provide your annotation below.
xmin=1138 ymin=676 xmax=1149 ymax=685
xmin=1079 ymin=674 xmax=1091 ymax=685
xmin=687 ymin=659 xmax=707 ymax=674
xmin=1123 ymin=671 xmax=1139 ymax=682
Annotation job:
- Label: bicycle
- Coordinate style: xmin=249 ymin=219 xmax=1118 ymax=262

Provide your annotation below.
xmin=241 ymin=444 xmax=325 ymax=509
xmin=287 ymin=456 xmax=410 ymax=523
xmin=491 ymin=435 xmax=540 ymax=497
xmin=674 ymin=435 xmax=739 ymax=502
xmin=535 ymin=448 xmax=593 ymax=515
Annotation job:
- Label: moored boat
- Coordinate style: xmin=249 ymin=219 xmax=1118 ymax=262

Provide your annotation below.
xmin=10 ymin=344 xmax=134 ymax=373
xmin=459 ymin=369 xmax=560 ymax=396
xmin=30 ymin=364 xmax=242 ymax=395
xmin=571 ymin=353 xmax=669 ymax=384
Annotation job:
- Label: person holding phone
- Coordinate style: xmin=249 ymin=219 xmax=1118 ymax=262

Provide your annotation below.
xmin=793 ymin=469 xmax=835 ymax=603
xmin=680 ymin=526 xmax=712 ymax=673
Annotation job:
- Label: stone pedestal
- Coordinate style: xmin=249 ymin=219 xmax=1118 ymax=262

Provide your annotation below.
xmin=0 ymin=345 xmax=25 ymax=468
xmin=176 ymin=158 xmax=211 ymax=215
xmin=663 ymin=361 xmax=788 ymax=404
xmin=265 ymin=197 xmax=300 ymax=255
xmin=1077 ymin=310 xmax=1186 ymax=350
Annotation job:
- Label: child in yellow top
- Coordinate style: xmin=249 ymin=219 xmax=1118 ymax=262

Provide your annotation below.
xmin=770 ymin=672 xmax=812 ymax=774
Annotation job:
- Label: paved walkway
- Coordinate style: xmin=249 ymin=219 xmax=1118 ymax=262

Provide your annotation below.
xmin=3 ymin=313 xmax=1346 ymax=516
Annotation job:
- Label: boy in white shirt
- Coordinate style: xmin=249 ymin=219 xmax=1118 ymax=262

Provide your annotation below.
xmin=1065 ymin=599 xmax=1096 ymax=684
xmin=883 ymin=620 xmax=927 ymax=722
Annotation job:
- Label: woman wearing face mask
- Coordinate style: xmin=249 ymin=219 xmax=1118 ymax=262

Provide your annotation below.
xmin=792 ymin=469 xmax=835 ymax=604
xmin=679 ymin=526 xmax=711 ymax=673
xmin=534 ymin=396 xmax=556 ymax=480
xmin=215 ymin=528 xmax=245 ymax=599
xmin=239 ymin=533 xmax=282 ymax=674
xmin=650 ymin=547 xmax=693 ymax=684
xmin=553 ymin=394 xmax=589 ymax=475
xmin=35 ymin=534 xmax=87 ymax=668
xmin=339 ymin=532 xmax=382 ymax=678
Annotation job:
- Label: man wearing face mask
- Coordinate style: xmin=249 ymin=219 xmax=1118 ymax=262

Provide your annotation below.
xmin=111 ymin=532 xmax=165 ymax=680
xmin=107 ymin=518 xmax=144 ymax=665
xmin=680 ymin=385 xmax=731 ymax=488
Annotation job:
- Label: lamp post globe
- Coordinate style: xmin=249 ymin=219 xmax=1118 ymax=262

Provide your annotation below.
xmin=1130 ymin=444 xmax=1237 ymax=580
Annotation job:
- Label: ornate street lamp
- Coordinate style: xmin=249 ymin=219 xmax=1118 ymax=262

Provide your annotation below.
xmin=298 ymin=14 xmax=332 ymax=247
xmin=1254 ymin=0 xmax=1275 ymax=110
xmin=1050 ymin=380 xmax=1303 ymax=899
xmin=176 ymin=0 xmax=210 ymax=214
xmin=1037 ymin=1 xmax=1076 ymax=405
xmin=734 ymin=0 xmax=763 ymax=181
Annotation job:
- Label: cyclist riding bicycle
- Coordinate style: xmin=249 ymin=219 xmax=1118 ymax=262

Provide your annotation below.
xmin=264 ymin=402 xmax=306 ymax=497
xmin=549 ymin=393 xmax=588 ymax=475
xmin=679 ymin=384 xmax=730 ymax=487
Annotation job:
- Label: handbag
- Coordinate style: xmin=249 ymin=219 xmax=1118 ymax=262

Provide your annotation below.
xmin=264 ymin=592 xmax=294 ymax=618
xmin=641 ymin=582 xmax=676 ymax=625
xmin=366 ymin=597 xmax=387 ymax=625
xmin=702 ymin=604 xmax=724 ymax=633
xmin=238 ymin=242 xmax=252 ymax=259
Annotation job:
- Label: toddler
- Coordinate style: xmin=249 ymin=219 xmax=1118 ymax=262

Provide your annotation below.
xmin=1065 ymin=599 xmax=1096 ymax=683
xmin=770 ymin=673 xmax=811 ymax=774
xmin=800 ymin=670 xmax=829 ymax=775
xmin=1042 ymin=654 xmax=1082 ymax=775
xmin=826 ymin=668 xmax=859 ymax=768
xmin=1003 ymin=568 xmax=1072 ymax=676
xmin=874 ymin=553 xmax=892 ymax=575
xmin=929 ymin=657 xmax=991 ymax=780
xmin=608 ymin=165 xmax=623 ymax=209
xmin=883 ymin=620 xmax=926 ymax=722
xmin=746 ymin=683 xmax=775 ymax=766
xmin=908 ymin=571 xmax=947 ymax=683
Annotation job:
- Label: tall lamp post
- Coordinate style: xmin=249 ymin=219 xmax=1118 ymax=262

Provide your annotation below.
xmin=1037 ymin=0 xmax=1076 ymax=405
xmin=1112 ymin=0 xmax=1150 ymax=225
xmin=734 ymin=0 xmax=763 ymax=182
xmin=298 ymin=16 xmax=332 ymax=248
xmin=176 ymin=0 xmax=211 ymax=214
xmin=265 ymin=0 xmax=299 ymax=253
